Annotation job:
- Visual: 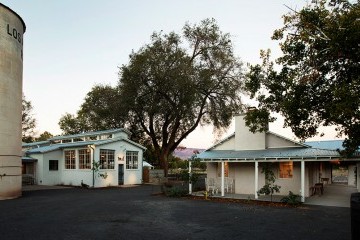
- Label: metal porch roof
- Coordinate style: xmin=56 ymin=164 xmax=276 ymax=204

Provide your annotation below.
xmin=305 ymin=140 xmax=344 ymax=150
xmin=196 ymin=147 xmax=341 ymax=161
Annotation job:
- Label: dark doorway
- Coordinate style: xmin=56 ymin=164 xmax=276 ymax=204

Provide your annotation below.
xmin=118 ymin=164 xmax=124 ymax=185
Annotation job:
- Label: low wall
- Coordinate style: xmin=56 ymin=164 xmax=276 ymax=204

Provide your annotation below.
xmin=148 ymin=169 xmax=165 ymax=184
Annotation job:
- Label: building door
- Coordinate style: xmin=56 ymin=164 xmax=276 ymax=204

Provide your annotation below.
xmin=118 ymin=164 xmax=124 ymax=185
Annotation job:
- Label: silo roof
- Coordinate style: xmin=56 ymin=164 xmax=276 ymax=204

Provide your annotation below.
xmin=0 ymin=3 xmax=26 ymax=32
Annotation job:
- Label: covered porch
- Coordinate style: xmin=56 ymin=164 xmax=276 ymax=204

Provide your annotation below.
xmin=189 ymin=157 xmax=360 ymax=205
xmin=193 ymin=183 xmax=357 ymax=207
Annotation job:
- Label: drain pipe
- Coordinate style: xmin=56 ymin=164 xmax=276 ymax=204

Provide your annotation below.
xmin=88 ymin=145 xmax=95 ymax=188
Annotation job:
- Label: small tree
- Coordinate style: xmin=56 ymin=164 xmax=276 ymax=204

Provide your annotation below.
xmin=258 ymin=163 xmax=281 ymax=202
xmin=22 ymin=95 xmax=36 ymax=142
xmin=91 ymin=161 xmax=108 ymax=187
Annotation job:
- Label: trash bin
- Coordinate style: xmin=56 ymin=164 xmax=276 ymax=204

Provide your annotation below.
xmin=351 ymin=193 xmax=360 ymax=240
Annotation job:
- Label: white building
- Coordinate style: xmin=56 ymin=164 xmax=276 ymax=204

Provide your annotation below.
xmin=22 ymin=129 xmax=146 ymax=187
xmin=197 ymin=114 xmax=360 ymax=202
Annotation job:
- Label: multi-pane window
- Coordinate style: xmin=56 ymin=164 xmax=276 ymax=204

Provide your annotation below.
xmin=49 ymin=160 xmax=58 ymax=171
xmin=279 ymin=162 xmax=293 ymax=178
xmin=64 ymin=150 xmax=76 ymax=169
xmin=99 ymin=149 xmax=115 ymax=169
xmin=126 ymin=151 xmax=138 ymax=169
xmin=79 ymin=149 xmax=91 ymax=169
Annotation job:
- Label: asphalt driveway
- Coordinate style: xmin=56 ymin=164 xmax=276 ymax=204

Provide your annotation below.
xmin=0 ymin=185 xmax=351 ymax=240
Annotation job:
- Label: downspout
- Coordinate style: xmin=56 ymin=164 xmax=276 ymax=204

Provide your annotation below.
xmin=88 ymin=145 xmax=95 ymax=188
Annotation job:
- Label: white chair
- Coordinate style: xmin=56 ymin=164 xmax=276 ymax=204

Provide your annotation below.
xmin=206 ymin=178 xmax=218 ymax=195
xmin=225 ymin=177 xmax=234 ymax=193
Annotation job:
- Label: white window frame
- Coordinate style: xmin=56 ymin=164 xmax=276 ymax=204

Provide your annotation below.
xmin=64 ymin=150 xmax=76 ymax=169
xmin=78 ymin=149 xmax=91 ymax=169
xmin=126 ymin=151 xmax=139 ymax=170
xmin=99 ymin=149 xmax=115 ymax=169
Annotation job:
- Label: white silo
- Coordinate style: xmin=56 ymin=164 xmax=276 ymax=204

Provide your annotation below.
xmin=0 ymin=3 xmax=26 ymax=200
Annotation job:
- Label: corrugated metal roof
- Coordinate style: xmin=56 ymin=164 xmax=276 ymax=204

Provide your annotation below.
xmin=26 ymin=137 xmax=146 ymax=154
xmin=22 ymin=156 xmax=37 ymax=162
xmin=305 ymin=140 xmax=344 ymax=150
xmin=50 ymin=128 xmax=131 ymax=141
xmin=22 ymin=141 xmax=50 ymax=147
xmin=197 ymin=147 xmax=340 ymax=161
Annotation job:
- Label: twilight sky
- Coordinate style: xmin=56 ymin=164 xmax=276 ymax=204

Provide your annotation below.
xmin=2 ymin=0 xmax=340 ymax=148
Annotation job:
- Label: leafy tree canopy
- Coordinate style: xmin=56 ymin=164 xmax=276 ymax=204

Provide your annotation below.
xmin=22 ymin=95 xmax=36 ymax=143
xmin=35 ymin=131 xmax=53 ymax=142
xmin=245 ymin=0 xmax=360 ymax=156
xmin=58 ymin=85 xmax=125 ymax=135
xmin=60 ymin=19 xmax=245 ymax=175
xmin=119 ymin=18 xmax=244 ymax=175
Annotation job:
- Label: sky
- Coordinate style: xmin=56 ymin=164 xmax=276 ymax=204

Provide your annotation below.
xmin=2 ymin=0 xmax=341 ymax=148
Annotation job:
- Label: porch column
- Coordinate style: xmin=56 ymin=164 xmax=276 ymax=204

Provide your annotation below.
xmin=319 ymin=162 xmax=323 ymax=182
xmin=221 ymin=161 xmax=225 ymax=197
xmin=188 ymin=161 xmax=192 ymax=194
xmin=255 ymin=161 xmax=259 ymax=199
xmin=301 ymin=160 xmax=305 ymax=203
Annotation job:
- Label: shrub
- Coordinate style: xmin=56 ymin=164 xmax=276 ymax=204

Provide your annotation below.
xmin=165 ymin=186 xmax=188 ymax=197
xmin=281 ymin=191 xmax=302 ymax=205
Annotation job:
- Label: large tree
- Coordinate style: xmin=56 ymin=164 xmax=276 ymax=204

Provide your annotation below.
xmin=22 ymin=95 xmax=36 ymax=143
xmin=119 ymin=18 xmax=244 ymax=175
xmin=60 ymin=19 xmax=244 ymax=175
xmin=245 ymin=0 xmax=360 ymax=156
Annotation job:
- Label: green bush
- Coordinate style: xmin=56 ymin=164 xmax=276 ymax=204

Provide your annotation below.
xmin=165 ymin=186 xmax=188 ymax=197
xmin=281 ymin=191 xmax=302 ymax=205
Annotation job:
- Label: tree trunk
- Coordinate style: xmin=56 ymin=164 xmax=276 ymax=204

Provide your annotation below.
xmin=159 ymin=153 xmax=169 ymax=177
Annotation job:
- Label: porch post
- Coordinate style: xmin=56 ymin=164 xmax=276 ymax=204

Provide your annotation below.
xmin=319 ymin=162 xmax=323 ymax=182
xmin=301 ymin=160 xmax=305 ymax=203
xmin=189 ymin=161 xmax=192 ymax=194
xmin=255 ymin=161 xmax=259 ymax=199
xmin=221 ymin=161 xmax=225 ymax=197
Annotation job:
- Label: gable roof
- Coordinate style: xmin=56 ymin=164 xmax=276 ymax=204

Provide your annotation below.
xmin=207 ymin=131 xmax=308 ymax=151
xmin=267 ymin=131 xmax=309 ymax=148
xmin=207 ymin=133 xmax=235 ymax=150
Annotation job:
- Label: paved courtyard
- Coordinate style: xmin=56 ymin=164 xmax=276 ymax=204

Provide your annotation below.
xmin=0 ymin=185 xmax=351 ymax=240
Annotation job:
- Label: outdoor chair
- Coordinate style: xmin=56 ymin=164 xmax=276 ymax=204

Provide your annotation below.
xmin=225 ymin=177 xmax=234 ymax=193
xmin=206 ymin=178 xmax=218 ymax=195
